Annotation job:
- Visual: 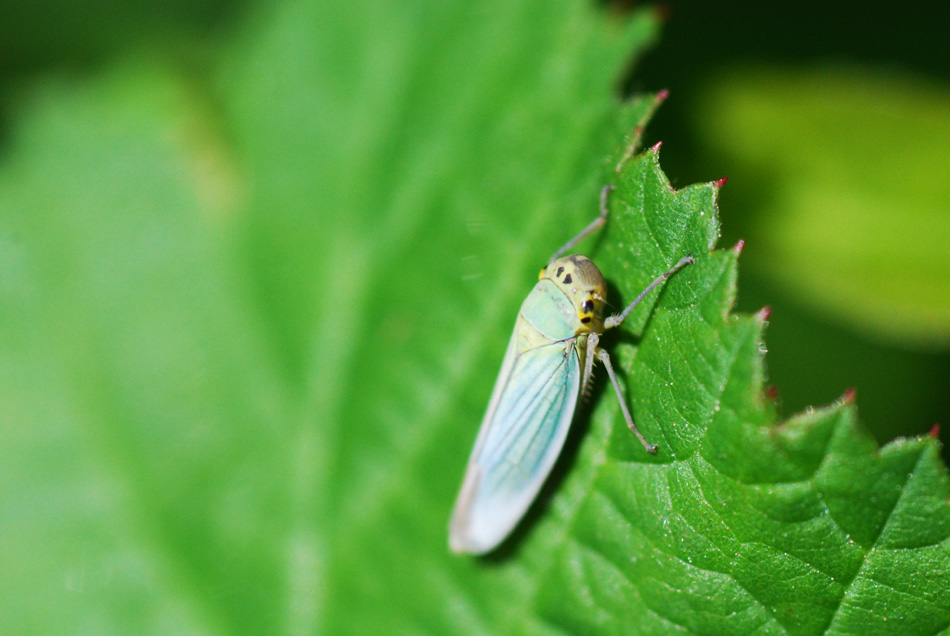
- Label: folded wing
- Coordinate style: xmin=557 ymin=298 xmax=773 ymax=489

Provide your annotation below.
xmin=450 ymin=337 xmax=580 ymax=554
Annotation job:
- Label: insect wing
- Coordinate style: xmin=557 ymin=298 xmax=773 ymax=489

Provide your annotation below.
xmin=450 ymin=333 xmax=580 ymax=554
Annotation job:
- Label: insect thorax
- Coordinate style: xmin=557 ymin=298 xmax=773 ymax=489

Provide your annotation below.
xmin=539 ymin=255 xmax=607 ymax=333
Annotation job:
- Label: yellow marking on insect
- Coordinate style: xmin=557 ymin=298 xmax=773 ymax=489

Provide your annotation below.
xmin=539 ymin=255 xmax=607 ymax=333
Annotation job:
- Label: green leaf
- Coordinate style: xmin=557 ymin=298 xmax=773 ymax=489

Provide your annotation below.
xmin=1 ymin=2 xmax=949 ymax=636
xmin=0 ymin=64 xmax=288 ymax=634
xmin=694 ymin=66 xmax=950 ymax=349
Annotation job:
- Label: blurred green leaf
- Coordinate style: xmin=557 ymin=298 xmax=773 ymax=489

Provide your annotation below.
xmin=1 ymin=3 xmax=949 ymax=636
xmin=0 ymin=64 xmax=288 ymax=633
xmin=696 ymin=66 xmax=950 ymax=349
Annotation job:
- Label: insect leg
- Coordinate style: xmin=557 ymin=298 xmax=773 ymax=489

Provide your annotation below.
xmin=581 ymin=332 xmax=599 ymax=395
xmin=604 ymin=255 xmax=694 ymax=329
xmin=596 ymin=346 xmax=658 ymax=454
xmin=548 ymin=185 xmax=613 ymax=262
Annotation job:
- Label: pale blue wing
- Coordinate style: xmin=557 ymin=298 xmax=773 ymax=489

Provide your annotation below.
xmin=449 ymin=337 xmax=580 ymax=554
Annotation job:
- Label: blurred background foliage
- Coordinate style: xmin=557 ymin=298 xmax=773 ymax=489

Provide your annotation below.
xmin=1 ymin=0 xmax=948 ymax=633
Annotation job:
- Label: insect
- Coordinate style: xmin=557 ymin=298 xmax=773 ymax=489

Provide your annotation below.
xmin=449 ymin=185 xmax=694 ymax=555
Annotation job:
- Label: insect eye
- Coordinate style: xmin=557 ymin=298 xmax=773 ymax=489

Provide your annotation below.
xmin=582 ymin=299 xmax=594 ymax=313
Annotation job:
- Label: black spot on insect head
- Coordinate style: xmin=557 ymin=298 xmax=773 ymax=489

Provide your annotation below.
xmin=582 ymin=299 xmax=594 ymax=313
xmin=556 ymin=266 xmax=564 ymax=277
xmin=580 ymin=316 xmax=592 ymax=324
xmin=563 ymin=273 xmax=572 ymax=284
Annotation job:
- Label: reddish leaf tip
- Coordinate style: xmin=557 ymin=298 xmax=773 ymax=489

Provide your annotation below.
xmin=733 ymin=239 xmax=745 ymax=255
xmin=714 ymin=177 xmax=729 ymax=188
xmin=755 ymin=306 xmax=772 ymax=322
xmin=656 ymin=89 xmax=670 ymax=102
xmin=841 ymin=387 xmax=857 ymax=404
xmin=651 ymin=140 xmax=663 ymax=152
xmin=930 ymin=423 xmax=941 ymax=439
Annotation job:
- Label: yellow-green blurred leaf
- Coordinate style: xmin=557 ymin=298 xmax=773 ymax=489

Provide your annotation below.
xmin=698 ymin=66 xmax=950 ymax=348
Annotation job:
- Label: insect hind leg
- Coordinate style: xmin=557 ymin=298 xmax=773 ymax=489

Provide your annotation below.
xmin=596 ymin=346 xmax=658 ymax=454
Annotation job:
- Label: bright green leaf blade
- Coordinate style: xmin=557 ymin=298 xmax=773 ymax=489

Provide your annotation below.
xmin=219 ymin=2 xmax=664 ymax=632
xmin=0 ymin=65 xmax=291 ymax=633
xmin=695 ymin=66 xmax=950 ymax=349
xmin=532 ymin=149 xmax=950 ymax=634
